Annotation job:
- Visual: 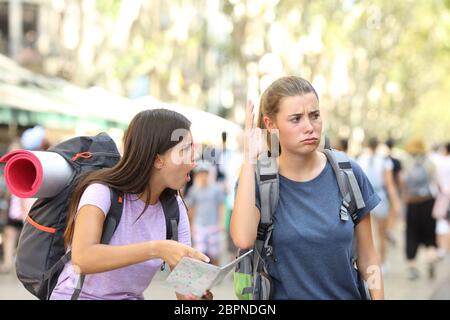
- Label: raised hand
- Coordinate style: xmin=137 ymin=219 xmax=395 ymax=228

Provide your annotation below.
xmin=243 ymin=100 xmax=263 ymax=164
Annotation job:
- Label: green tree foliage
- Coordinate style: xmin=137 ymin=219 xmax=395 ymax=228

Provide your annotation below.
xmin=49 ymin=0 xmax=450 ymax=145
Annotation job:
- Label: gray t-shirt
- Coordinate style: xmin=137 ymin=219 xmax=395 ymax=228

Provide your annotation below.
xmin=238 ymin=159 xmax=380 ymax=299
xmin=185 ymin=184 xmax=224 ymax=227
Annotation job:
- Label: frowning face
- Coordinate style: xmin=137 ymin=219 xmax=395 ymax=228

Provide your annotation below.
xmin=265 ymin=93 xmax=322 ymax=157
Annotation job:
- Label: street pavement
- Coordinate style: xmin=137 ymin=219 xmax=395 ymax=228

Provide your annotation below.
xmin=1 ymin=222 xmax=449 ymax=300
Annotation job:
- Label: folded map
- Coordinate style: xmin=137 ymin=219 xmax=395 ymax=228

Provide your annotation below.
xmin=165 ymin=249 xmax=254 ymax=296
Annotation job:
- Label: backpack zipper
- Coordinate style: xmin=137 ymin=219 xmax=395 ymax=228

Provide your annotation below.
xmin=71 ymin=151 xmax=120 ymax=162
xmin=71 ymin=152 xmax=93 ymax=161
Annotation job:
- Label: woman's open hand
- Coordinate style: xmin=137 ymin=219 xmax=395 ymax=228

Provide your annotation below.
xmin=157 ymin=240 xmax=210 ymax=270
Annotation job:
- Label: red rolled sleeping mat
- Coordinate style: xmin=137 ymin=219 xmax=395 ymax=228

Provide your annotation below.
xmin=0 ymin=150 xmax=73 ymax=198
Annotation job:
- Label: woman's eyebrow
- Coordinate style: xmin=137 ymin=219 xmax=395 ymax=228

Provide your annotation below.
xmin=288 ymin=109 xmax=319 ymax=117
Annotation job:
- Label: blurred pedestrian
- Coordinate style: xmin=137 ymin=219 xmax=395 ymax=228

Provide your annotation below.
xmin=185 ymin=161 xmax=225 ymax=266
xmin=385 ymin=139 xmax=403 ymax=246
xmin=401 ymin=138 xmax=438 ymax=280
xmin=431 ymin=142 xmax=450 ymax=260
xmin=357 ymin=138 xmax=401 ymax=274
xmin=336 ymin=138 xmax=349 ymax=153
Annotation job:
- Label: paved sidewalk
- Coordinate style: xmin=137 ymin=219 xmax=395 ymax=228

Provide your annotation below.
xmin=431 ymin=275 xmax=450 ymax=300
xmin=1 ymin=225 xmax=449 ymax=300
xmin=379 ymin=232 xmax=450 ymax=300
xmin=146 ymin=222 xmax=450 ymax=300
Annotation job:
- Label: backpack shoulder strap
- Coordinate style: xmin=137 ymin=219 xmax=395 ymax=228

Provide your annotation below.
xmin=160 ymin=190 xmax=180 ymax=241
xmin=254 ymin=146 xmax=279 ymax=263
xmin=256 ymin=151 xmax=279 ymax=227
xmin=250 ymin=134 xmax=279 ymax=300
xmin=71 ymin=187 xmax=124 ymax=300
xmin=100 ymin=188 xmax=125 ymax=243
xmin=322 ymin=138 xmax=368 ymax=289
xmin=322 ymin=145 xmax=365 ymax=223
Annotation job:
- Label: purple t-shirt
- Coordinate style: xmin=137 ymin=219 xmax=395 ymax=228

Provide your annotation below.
xmin=50 ymin=183 xmax=191 ymax=300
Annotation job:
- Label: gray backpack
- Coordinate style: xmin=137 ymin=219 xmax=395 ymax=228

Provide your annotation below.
xmin=405 ymin=157 xmax=432 ymax=198
xmin=233 ymin=135 xmax=370 ymax=300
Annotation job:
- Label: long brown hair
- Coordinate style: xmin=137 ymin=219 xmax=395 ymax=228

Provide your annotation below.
xmin=64 ymin=109 xmax=191 ymax=247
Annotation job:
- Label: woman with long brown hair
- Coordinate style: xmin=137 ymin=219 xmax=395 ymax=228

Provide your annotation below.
xmin=50 ymin=109 xmax=211 ymax=300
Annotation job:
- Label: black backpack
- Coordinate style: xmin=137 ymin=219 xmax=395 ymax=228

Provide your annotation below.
xmin=15 ymin=132 xmax=180 ymax=300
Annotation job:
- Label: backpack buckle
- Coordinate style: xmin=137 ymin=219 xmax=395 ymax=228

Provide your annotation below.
xmin=340 ymin=205 xmax=349 ymax=221
xmin=257 ymin=223 xmax=272 ymax=241
xmin=265 ymin=245 xmax=273 ymax=257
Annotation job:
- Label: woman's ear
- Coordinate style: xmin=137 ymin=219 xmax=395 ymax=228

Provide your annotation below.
xmin=153 ymin=155 xmax=164 ymax=169
xmin=263 ymin=116 xmax=276 ymax=131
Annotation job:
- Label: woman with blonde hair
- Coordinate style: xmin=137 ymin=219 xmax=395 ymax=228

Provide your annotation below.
xmin=231 ymin=76 xmax=384 ymax=299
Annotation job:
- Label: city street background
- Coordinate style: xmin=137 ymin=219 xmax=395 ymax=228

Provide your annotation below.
xmin=0 ymin=0 xmax=449 ymax=300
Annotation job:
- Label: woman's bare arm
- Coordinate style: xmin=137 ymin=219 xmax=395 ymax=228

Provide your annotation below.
xmin=355 ymin=214 xmax=385 ymax=300
xmin=71 ymin=205 xmax=208 ymax=274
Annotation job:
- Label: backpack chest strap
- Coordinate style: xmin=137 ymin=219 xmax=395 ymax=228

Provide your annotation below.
xmin=256 ymin=152 xmax=279 ymax=226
